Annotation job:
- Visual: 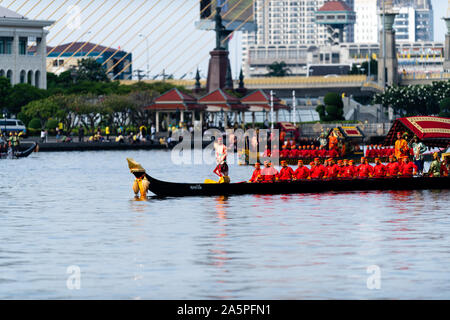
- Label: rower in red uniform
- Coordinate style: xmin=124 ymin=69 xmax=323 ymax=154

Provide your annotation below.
xmin=366 ymin=145 xmax=373 ymax=158
xmin=386 ymin=155 xmax=400 ymax=177
xmin=261 ymin=160 xmax=279 ymax=183
xmin=294 ymin=160 xmax=310 ymax=180
xmin=356 ymin=157 xmax=373 ymax=178
xmin=328 ymin=148 xmax=339 ymax=159
xmin=289 ymin=144 xmax=298 ymax=159
xmin=336 ymin=160 xmax=345 ymax=178
xmin=327 ymin=158 xmax=340 ymax=179
xmin=310 ymin=158 xmax=326 ymax=179
xmin=248 ymin=162 xmax=263 ymax=183
xmin=341 ymin=160 xmax=356 ymax=179
xmin=278 ymin=160 xmax=295 ymax=182
xmin=318 ymin=147 xmax=328 ymax=158
xmin=399 ymin=156 xmax=417 ymax=177
xmin=304 ymin=145 xmax=312 ymax=159
xmin=280 ymin=145 xmax=289 ymax=158
xmin=322 ymin=159 xmax=330 ymax=178
xmin=298 ymin=145 xmax=306 ymax=159
xmin=373 ymin=158 xmax=387 ymax=178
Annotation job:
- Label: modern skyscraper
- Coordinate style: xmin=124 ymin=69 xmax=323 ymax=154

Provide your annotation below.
xmin=241 ymin=0 xmax=356 ymax=76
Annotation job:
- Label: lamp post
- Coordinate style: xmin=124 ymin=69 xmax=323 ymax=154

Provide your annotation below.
xmin=292 ymin=90 xmax=296 ymax=126
xmin=270 ymin=90 xmax=274 ymax=131
xmin=2 ymin=108 xmax=7 ymax=134
xmin=139 ymin=34 xmax=150 ymax=79
xmin=382 ymin=0 xmax=386 ymax=89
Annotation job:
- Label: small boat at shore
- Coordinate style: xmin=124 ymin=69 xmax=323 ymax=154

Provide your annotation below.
xmin=0 ymin=142 xmax=38 ymax=159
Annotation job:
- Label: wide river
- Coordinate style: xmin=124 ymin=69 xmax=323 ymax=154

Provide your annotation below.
xmin=0 ymin=149 xmax=449 ymax=299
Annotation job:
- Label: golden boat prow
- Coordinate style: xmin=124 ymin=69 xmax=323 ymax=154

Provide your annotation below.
xmin=127 ymin=158 xmax=146 ymax=173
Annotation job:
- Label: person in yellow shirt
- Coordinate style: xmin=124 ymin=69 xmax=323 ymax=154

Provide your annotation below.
xmin=394 ymin=132 xmax=409 ymax=161
xmin=105 ymin=126 xmax=110 ymax=141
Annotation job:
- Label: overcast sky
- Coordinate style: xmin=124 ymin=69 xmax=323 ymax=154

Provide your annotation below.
xmin=0 ymin=0 xmax=447 ymax=80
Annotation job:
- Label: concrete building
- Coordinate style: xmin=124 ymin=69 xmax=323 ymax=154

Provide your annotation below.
xmin=242 ymin=0 xmax=359 ymax=76
xmin=45 ymin=42 xmax=133 ymax=80
xmin=244 ymin=41 xmax=443 ymax=78
xmin=390 ymin=0 xmax=433 ymax=42
xmin=0 ymin=5 xmax=53 ymax=89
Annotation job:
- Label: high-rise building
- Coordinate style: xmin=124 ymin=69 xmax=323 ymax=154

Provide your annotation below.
xmin=241 ymin=0 xmax=356 ymax=76
xmin=354 ymin=0 xmax=379 ymax=43
xmin=392 ymin=0 xmax=433 ymax=42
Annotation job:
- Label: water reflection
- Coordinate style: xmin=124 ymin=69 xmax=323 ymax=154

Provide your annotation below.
xmin=1 ymin=150 xmax=450 ymax=299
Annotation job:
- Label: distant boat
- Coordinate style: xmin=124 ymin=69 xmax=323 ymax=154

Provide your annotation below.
xmin=0 ymin=142 xmax=38 ymax=159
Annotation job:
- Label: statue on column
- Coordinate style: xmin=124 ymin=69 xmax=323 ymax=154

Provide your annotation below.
xmin=214 ymin=7 xmax=232 ymax=50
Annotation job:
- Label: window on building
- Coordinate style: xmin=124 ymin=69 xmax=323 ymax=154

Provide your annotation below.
xmin=0 ymin=37 xmax=13 ymax=54
xmin=19 ymin=37 xmax=27 ymax=55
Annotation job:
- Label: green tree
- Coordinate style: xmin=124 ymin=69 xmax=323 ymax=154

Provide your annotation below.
xmin=266 ymin=61 xmax=291 ymax=77
xmin=101 ymin=94 xmax=135 ymax=128
xmin=76 ymin=58 xmax=109 ymax=82
xmin=7 ymin=83 xmax=47 ymax=115
xmin=0 ymin=77 xmax=12 ymax=113
xmin=316 ymin=92 xmax=345 ymax=121
xmin=440 ymin=97 xmax=450 ymax=117
xmin=349 ymin=59 xmax=378 ymax=76
xmin=21 ymin=97 xmax=59 ymax=129
xmin=373 ymin=81 xmax=446 ymax=116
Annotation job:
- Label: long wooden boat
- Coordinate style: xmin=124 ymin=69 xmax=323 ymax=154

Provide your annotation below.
xmin=143 ymin=173 xmax=450 ymax=198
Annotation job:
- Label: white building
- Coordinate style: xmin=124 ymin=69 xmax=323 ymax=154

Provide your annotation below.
xmin=242 ymin=0 xmax=329 ymax=76
xmin=0 ymin=6 xmax=53 ymax=89
xmin=241 ymin=1 xmax=358 ymax=77
xmin=354 ymin=0 xmax=379 ymax=43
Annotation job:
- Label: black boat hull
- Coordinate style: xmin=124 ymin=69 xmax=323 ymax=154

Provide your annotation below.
xmin=0 ymin=142 xmax=37 ymax=159
xmin=144 ymin=174 xmax=450 ymax=197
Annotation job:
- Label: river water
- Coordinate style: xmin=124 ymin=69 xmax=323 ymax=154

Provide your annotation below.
xmin=0 ymin=150 xmax=449 ymax=299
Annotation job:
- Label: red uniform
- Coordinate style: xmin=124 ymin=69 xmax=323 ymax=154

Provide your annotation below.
xmin=356 ymin=163 xmax=374 ymax=178
xmin=399 ymin=162 xmax=418 ymax=177
xmin=328 ymin=149 xmax=339 ymax=158
xmin=294 ymin=166 xmax=310 ymax=180
xmin=298 ymin=149 xmax=306 ymax=158
xmin=261 ymin=166 xmax=278 ymax=182
xmin=310 ymin=164 xmax=326 ymax=179
xmin=327 ymin=164 xmax=340 ymax=179
xmin=318 ymin=149 xmax=327 ymax=158
xmin=249 ymin=168 xmax=262 ymax=183
xmin=386 ymin=162 xmax=400 ymax=177
xmin=289 ymin=149 xmax=298 ymax=158
xmin=280 ymin=149 xmax=290 ymax=158
xmin=341 ymin=165 xmax=356 ymax=178
xmin=338 ymin=165 xmax=346 ymax=177
xmin=441 ymin=163 xmax=449 ymax=177
xmin=373 ymin=163 xmax=387 ymax=178
xmin=278 ymin=166 xmax=295 ymax=181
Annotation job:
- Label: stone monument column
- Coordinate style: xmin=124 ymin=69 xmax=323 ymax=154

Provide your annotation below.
xmin=206 ymin=7 xmax=233 ymax=93
xmin=443 ymin=18 xmax=450 ymax=71
xmin=378 ymin=12 xmax=398 ymax=87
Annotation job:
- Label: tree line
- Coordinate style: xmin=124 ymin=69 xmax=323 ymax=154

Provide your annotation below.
xmin=373 ymin=80 xmax=450 ymax=117
xmin=0 ymin=58 xmax=186 ymax=135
